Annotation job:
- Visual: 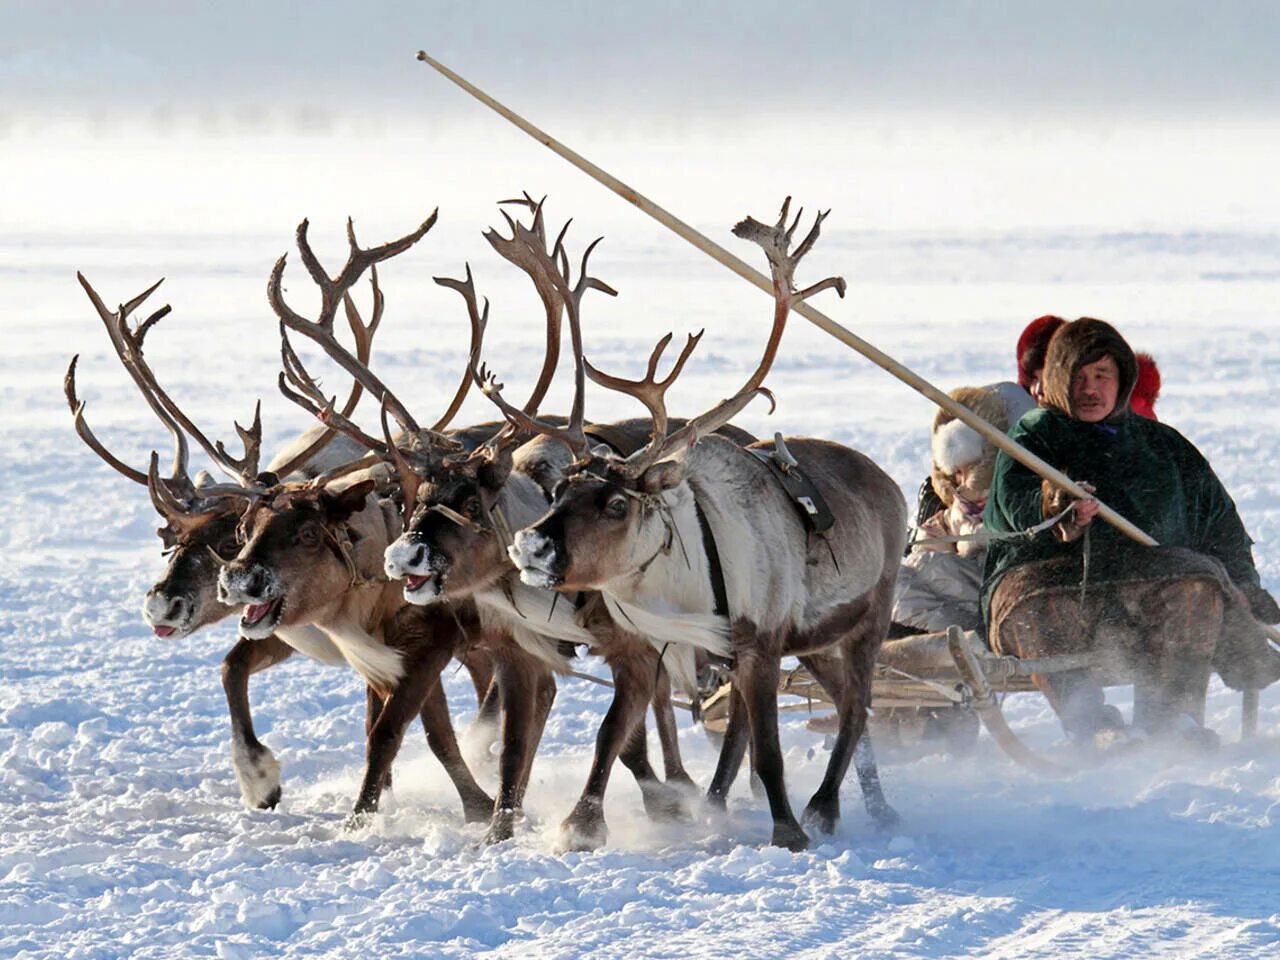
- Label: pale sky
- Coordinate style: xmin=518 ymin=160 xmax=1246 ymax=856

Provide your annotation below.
xmin=3 ymin=0 xmax=1278 ymax=128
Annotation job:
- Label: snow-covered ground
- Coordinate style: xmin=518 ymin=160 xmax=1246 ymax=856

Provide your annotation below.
xmin=3 ymin=122 xmax=1279 ymax=958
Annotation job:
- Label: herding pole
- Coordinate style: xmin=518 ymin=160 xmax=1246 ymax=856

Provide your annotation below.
xmin=415 ymin=50 xmax=1280 ymax=654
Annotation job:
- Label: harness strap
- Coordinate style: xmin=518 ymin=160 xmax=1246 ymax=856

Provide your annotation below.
xmin=908 ymin=504 xmax=1077 ymax=549
xmin=692 ymin=497 xmax=729 ymax=617
xmin=427 ymin=502 xmax=485 ymax=533
xmin=323 ymin=522 xmax=387 ymax=590
xmin=748 ymin=446 xmax=836 ymax=535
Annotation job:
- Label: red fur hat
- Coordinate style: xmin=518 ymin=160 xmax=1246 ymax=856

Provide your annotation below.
xmin=1016 ymin=315 xmax=1066 ymax=389
xmin=1131 ymin=352 xmax=1161 ymax=420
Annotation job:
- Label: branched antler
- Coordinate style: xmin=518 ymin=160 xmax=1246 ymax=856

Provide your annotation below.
xmin=578 ymin=198 xmax=839 ymax=477
xmin=269 ymin=215 xmax=438 ymax=436
xmin=469 ymin=196 xmax=617 ymax=468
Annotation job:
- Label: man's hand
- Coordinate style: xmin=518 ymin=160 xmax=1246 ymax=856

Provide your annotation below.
xmin=1043 ymin=480 xmax=1096 ymax=542
xmin=1072 ymin=484 xmax=1100 ymax=526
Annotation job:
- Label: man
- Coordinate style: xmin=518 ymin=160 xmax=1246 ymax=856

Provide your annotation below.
xmin=982 ymin=318 xmax=1279 ymax=748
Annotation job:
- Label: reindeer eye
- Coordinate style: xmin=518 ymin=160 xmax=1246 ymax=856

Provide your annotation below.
xmin=463 ymin=497 xmax=481 ymax=519
xmin=296 ymin=524 xmax=322 ymax=548
xmin=604 ymin=494 xmax=628 ymax=519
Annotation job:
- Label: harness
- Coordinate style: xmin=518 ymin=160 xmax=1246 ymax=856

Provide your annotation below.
xmin=322 ymin=521 xmax=387 ymax=590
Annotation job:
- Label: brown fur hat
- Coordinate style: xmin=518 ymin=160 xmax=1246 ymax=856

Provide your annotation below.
xmin=1040 ymin=318 xmax=1138 ymax=423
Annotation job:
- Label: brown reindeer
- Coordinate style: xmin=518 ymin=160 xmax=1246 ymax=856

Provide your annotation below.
xmin=216 ymin=212 xmax=577 ymax=830
xmin=383 ymin=198 xmax=764 ymax=848
xmin=507 ymin=199 xmax=907 ymax=850
xmin=278 ymin=197 xmax=604 ymax=842
xmin=68 ymin=228 xmax=494 ymax=816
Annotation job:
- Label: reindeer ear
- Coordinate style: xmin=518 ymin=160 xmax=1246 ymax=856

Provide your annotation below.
xmin=477 ymin=449 xmax=513 ymax=491
xmin=321 ymin=479 xmax=376 ymax=524
xmin=641 ymin=459 xmax=684 ymax=493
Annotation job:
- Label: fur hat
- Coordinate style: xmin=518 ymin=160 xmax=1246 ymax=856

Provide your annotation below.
xmin=1040 ymin=318 xmax=1138 ymax=423
xmin=1132 ymin=352 xmax=1161 ymax=420
xmin=1016 ymin=315 xmax=1066 ymax=389
xmin=930 ymin=382 xmax=1033 ymax=507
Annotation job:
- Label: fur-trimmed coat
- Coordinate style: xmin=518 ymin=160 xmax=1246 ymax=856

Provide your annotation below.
xmin=981 ymin=318 xmax=1267 ymax=628
xmin=893 ymin=382 xmax=1033 ymax=632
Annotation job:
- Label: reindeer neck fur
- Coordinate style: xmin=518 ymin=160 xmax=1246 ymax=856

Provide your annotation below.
xmin=588 ymin=472 xmax=732 ymax=660
xmin=472 ymin=469 xmax=588 ymax=672
xmin=688 ymin=435 xmax=907 ymax=639
xmin=308 ymin=494 xmax=406 ymax=691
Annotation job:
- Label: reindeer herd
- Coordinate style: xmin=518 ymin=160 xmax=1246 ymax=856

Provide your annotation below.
xmin=67 ymin=196 xmax=907 ymax=852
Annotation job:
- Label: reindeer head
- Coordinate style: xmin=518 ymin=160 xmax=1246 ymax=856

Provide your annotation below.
xmin=217 ymin=480 xmax=381 ymax=639
xmin=69 ymin=239 xmax=397 ymax=642
xmin=505 ymin=198 xmax=843 ymax=594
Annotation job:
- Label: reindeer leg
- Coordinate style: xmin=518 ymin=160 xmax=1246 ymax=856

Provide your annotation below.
xmin=737 ymin=642 xmax=807 ymax=851
xmin=485 ymin=652 xmax=543 ymax=844
xmin=706 ymin=682 xmax=751 ymax=810
xmin=418 ymin=681 xmax=494 ymax=823
xmin=801 ymin=619 xmax=899 ymax=833
xmin=223 ymin=635 xmax=294 ymax=809
xmin=651 ymin=663 xmax=696 ymax=790
xmin=801 ymin=640 xmax=895 ymax=834
xmin=515 ymin=667 xmax=557 ymax=805
xmin=560 ymin=652 xmax=666 ymax=851
xmin=365 ymin=686 xmax=392 ymax=794
xmin=347 ymin=641 xmax=454 ymax=828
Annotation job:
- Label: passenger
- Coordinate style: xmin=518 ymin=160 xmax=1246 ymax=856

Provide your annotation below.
xmin=893 ymin=383 xmax=1033 ymax=633
xmin=982 ymin=318 xmax=1279 ymax=749
xmin=899 ymin=316 xmax=1165 ymax=631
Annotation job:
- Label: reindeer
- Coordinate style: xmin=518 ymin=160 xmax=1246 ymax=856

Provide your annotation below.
xmin=506 ymin=200 xmax=907 ymax=850
xmin=383 ymin=198 xmax=763 ymax=848
xmin=68 ymin=225 xmax=493 ymax=817
xmin=216 ymin=213 xmax=556 ymax=829
xmin=373 ymin=199 xmax=747 ymax=844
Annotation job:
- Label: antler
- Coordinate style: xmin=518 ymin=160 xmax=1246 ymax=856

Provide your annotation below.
xmin=270 ymin=267 xmax=388 ymax=477
xmin=469 ymin=198 xmax=616 ymax=466
xmin=585 ymin=198 xmax=840 ymax=477
xmin=72 ymin=274 xmax=192 ymax=490
xmin=583 ymin=331 xmax=702 ymax=478
xmin=429 ymin=263 xmax=490 ymax=432
xmin=77 ymin=272 xmax=266 ymax=486
xmin=483 ymin=192 xmax=567 ymax=416
xmin=268 ymin=214 xmax=437 ymax=436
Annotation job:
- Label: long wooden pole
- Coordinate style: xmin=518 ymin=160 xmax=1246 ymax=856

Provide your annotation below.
xmin=415 ymin=50 xmax=1280 ymax=653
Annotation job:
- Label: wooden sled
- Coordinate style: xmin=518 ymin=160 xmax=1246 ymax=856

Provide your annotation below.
xmin=699 ymin=625 xmax=1265 ymax=776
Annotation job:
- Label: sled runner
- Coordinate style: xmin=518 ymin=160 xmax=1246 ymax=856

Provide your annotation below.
xmin=700 ymin=625 xmax=1267 ymax=775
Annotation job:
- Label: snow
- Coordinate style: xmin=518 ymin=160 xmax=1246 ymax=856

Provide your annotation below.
xmin=3 ymin=120 xmax=1280 ymax=958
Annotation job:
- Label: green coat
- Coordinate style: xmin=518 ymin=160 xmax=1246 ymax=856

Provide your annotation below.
xmin=980 ymin=406 xmax=1262 ymax=627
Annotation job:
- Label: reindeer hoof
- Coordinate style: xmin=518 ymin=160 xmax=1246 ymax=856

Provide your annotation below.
xmin=641 ymin=783 xmax=690 ymax=823
xmin=463 ymin=792 xmax=496 ymax=825
xmin=232 ymin=741 xmax=282 ymax=810
xmin=771 ymin=821 xmax=810 ymax=852
xmin=258 ymin=786 xmax=283 ymax=811
xmin=868 ymin=802 xmax=901 ymax=833
xmin=666 ymin=771 xmax=699 ymax=793
xmin=558 ymin=815 xmax=608 ymax=852
xmin=343 ymin=809 xmax=374 ymax=832
xmin=801 ymin=802 xmax=838 ymax=836
xmin=483 ymin=808 xmax=519 ymax=845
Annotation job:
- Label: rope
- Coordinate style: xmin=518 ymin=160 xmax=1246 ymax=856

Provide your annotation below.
xmin=908 ymin=503 xmax=1076 ymax=549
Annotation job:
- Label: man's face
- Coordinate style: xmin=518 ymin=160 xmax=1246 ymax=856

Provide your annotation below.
xmin=1071 ymin=355 xmax=1120 ymax=422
